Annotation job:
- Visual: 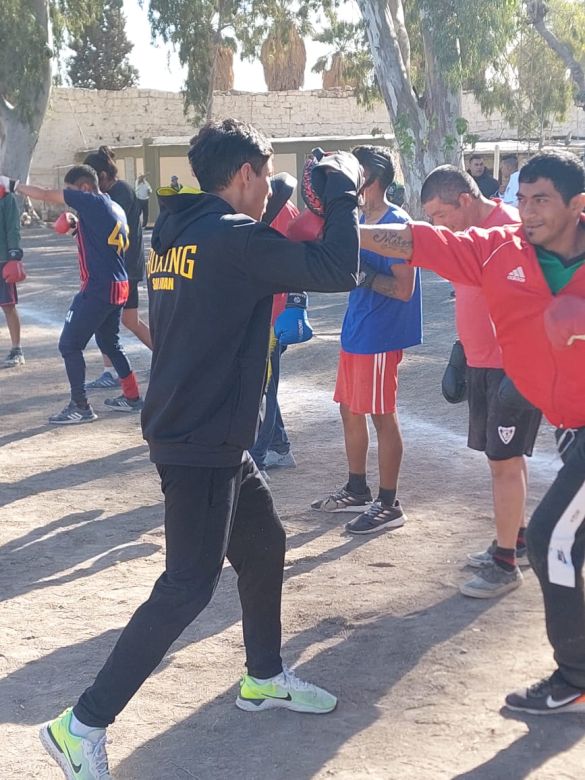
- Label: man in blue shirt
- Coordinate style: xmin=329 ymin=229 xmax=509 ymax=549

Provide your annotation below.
xmin=312 ymin=145 xmax=422 ymax=534
xmin=0 ymin=165 xmax=143 ymax=423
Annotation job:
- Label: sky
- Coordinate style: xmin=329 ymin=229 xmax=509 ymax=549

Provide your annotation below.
xmin=122 ymin=0 xmax=361 ymax=93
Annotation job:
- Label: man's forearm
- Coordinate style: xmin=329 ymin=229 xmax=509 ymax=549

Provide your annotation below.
xmin=16 ymin=183 xmax=65 ymax=205
xmin=360 ymin=224 xmax=414 ymax=259
xmin=370 ymin=273 xmax=402 ymax=299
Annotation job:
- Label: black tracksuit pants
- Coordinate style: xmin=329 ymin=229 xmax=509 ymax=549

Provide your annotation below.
xmin=74 ymin=453 xmax=285 ymax=727
xmin=527 ymin=427 xmax=585 ymax=688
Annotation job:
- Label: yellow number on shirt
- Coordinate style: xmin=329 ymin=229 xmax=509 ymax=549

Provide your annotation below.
xmin=108 ymin=221 xmax=130 ymax=252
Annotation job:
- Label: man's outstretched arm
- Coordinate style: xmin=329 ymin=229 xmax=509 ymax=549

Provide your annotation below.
xmin=360 ymin=221 xmax=490 ymax=287
xmin=360 ymin=223 xmax=414 ymax=259
xmin=0 ymin=175 xmax=65 ymax=205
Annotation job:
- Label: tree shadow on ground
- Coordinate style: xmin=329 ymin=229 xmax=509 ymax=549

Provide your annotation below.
xmin=0 ymin=444 xmax=148 ymax=509
xmin=451 ymin=708 xmax=585 ymax=779
xmin=0 ymin=425 xmax=52 ymax=448
xmin=0 ymin=523 xmax=393 ymax=727
xmin=114 ymin=594 xmax=497 ymax=780
xmin=0 ymin=506 xmax=163 ymax=603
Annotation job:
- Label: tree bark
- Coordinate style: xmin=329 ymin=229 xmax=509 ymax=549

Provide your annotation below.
xmin=0 ymin=0 xmax=52 ymax=183
xmin=357 ymin=0 xmax=461 ymax=216
xmin=527 ymin=0 xmax=585 ymax=108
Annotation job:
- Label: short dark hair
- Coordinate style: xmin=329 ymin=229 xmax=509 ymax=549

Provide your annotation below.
xmin=352 ymin=145 xmax=395 ymax=190
xmin=188 ymin=119 xmax=273 ymax=192
xmin=83 ymin=146 xmax=118 ymax=180
xmin=421 ymin=165 xmax=481 ymax=206
xmin=501 ymin=154 xmax=518 ymax=166
xmin=64 ymin=165 xmax=99 ymax=189
xmin=468 ymin=153 xmax=484 ymax=162
xmin=519 ymin=150 xmax=585 ymax=205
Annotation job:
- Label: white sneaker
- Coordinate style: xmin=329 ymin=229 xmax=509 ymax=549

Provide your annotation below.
xmin=265 ymin=450 xmax=297 ymax=469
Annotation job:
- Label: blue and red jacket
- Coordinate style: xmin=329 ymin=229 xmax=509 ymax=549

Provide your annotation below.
xmin=64 ymin=189 xmax=129 ymax=305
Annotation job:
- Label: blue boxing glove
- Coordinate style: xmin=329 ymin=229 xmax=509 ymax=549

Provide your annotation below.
xmin=274 ymin=292 xmax=314 ymax=346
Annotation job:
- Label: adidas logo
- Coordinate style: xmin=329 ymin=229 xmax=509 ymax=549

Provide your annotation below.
xmin=507 ymin=266 xmax=526 ymax=283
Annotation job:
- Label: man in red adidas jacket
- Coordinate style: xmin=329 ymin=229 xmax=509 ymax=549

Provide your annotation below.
xmin=360 ymin=150 xmax=585 ymax=716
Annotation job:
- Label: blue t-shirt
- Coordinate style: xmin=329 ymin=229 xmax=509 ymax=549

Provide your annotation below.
xmin=341 ymin=204 xmax=423 ymax=354
xmin=63 ymin=189 xmax=129 ymax=304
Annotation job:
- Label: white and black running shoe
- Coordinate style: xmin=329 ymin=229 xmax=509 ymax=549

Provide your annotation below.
xmin=104 ymin=395 xmax=144 ymax=413
xmin=49 ymin=401 xmax=97 ymax=425
xmin=311 ymin=485 xmax=372 ymax=513
xmin=506 ymin=670 xmax=585 ymax=715
xmin=345 ymin=500 xmax=406 ymax=534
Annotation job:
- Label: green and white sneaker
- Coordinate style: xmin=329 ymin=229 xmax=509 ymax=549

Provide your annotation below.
xmin=39 ymin=708 xmax=111 ymax=779
xmin=236 ymin=666 xmax=337 ymax=714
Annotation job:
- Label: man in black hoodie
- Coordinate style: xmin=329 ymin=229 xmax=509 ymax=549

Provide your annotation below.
xmin=40 ymin=119 xmax=362 ymax=779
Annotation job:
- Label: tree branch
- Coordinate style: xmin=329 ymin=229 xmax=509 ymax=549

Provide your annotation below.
xmin=527 ymin=0 xmax=585 ymax=107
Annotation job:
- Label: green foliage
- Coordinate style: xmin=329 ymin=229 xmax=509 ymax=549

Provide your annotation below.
xmin=67 ymin=0 xmax=138 ymax=89
xmin=237 ymin=0 xmax=313 ymax=61
xmin=148 ymin=0 xmax=243 ymax=121
xmin=0 ymin=0 xmax=99 ymax=122
xmin=393 ymin=114 xmax=417 ymax=161
xmin=311 ymin=8 xmax=380 ymax=107
xmin=475 ymin=10 xmax=572 ymax=143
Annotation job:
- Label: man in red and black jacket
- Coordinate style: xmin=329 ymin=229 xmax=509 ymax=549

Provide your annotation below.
xmin=360 ymin=150 xmax=585 ymax=716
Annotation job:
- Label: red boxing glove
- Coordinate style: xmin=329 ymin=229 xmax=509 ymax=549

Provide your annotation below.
xmin=54 ymin=211 xmax=77 ymax=234
xmin=286 ymin=209 xmax=325 ymax=242
xmin=2 ymin=258 xmax=26 ymax=284
xmin=544 ymin=294 xmax=585 ymax=349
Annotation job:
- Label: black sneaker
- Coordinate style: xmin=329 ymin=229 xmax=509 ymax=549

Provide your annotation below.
xmin=49 ymin=401 xmax=97 ymax=425
xmin=104 ymin=395 xmax=144 ymax=413
xmin=311 ymin=485 xmax=372 ymax=513
xmin=506 ymin=670 xmax=585 ymax=715
xmin=345 ymin=499 xmax=406 ymax=535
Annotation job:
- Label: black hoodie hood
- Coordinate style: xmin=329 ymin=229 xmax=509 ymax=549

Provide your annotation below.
xmin=152 ymin=187 xmax=237 ymax=255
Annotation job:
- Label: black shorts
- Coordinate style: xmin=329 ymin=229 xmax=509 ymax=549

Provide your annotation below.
xmin=467 ymin=367 xmax=542 ymax=461
xmin=0 ymin=275 xmax=17 ymax=307
xmin=124 ymin=279 xmax=139 ymax=310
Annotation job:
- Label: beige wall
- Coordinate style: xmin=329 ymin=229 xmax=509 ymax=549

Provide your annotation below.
xmin=31 ymin=86 xmax=585 ymax=194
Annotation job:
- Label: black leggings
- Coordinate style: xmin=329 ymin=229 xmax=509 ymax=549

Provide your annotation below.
xmin=74 ymin=453 xmax=285 ymax=727
xmin=527 ymin=427 xmax=585 ymax=687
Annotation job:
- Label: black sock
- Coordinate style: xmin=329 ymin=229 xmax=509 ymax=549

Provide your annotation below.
xmin=347 ymin=473 xmax=367 ymax=494
xmin=493 ymin=546 xmax=516 ymax=572
xmin=377 ymin=487 xmax=396 ymax=507
xmin=516 ymin=527 xmax=526 ymax=550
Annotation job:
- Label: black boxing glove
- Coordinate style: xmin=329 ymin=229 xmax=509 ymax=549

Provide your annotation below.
xmin=441 ymin=340 xmax=467 ymax=404
xmin=301 ymin=148 xmax=363 ymax=216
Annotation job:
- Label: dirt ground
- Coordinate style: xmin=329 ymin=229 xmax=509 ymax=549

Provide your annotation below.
xmin=1 ymin=226 xmax=584 ymax=780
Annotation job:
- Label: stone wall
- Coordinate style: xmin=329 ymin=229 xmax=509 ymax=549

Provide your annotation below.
xmin=31 ymin=86 xmax=585 ymax=188
xmin=30 ymin=87 xmax=393 ymax=187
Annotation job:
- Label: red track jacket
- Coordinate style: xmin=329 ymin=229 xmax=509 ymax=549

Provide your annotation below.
xmin=411 ymin=216 xmax=585 ymax=429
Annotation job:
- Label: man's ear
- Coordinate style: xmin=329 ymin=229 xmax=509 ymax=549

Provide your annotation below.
xmin=239 ymin=162 xmax=254 ymax=185
xmin=569 ymin=191 xmax=585 ymax=216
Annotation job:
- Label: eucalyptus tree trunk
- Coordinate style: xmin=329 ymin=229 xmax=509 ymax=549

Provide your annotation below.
xmin=357 ymin=0 xmax=461 ymax=215
xmin=0 ymin=0 xmax=51 ymax=183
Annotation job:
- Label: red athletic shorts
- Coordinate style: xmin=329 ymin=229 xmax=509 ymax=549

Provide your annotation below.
xmin=334 ymin=349 xmax=403 ymax=415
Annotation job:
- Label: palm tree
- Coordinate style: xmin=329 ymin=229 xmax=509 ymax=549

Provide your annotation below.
xmin=238 ymin=0 xmax=311 ymax=91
